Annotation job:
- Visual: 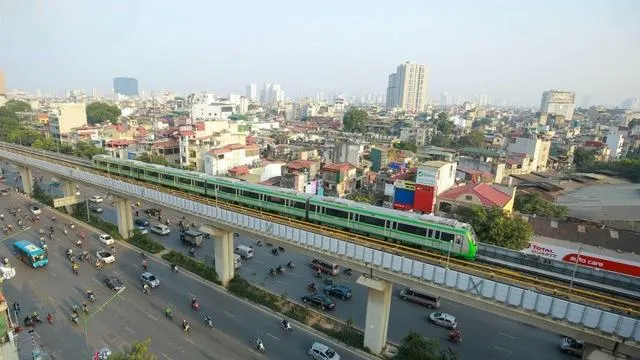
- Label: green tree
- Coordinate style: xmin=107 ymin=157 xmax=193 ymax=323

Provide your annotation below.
xmin=137 ymin=152 xmax=170 ymax=166
xmin=393 ymin=141 xmax=418 ymax=152
xmin=110 ymin=339 xmax=156 ymax=360
xmin=346 ymin=192 xmax=375 ymax=204
xmin=454 ymin=206 xmax=532 ymax=249
xmin=73 ymin=141 xmax=107 ymax=159
xmin=430 ymin=134 xmax=452 ymax=148
xmin=396 ymin=332 xmax=458 ymax=360
xmin=435 ymin=112 xmax=455 ymax=135
xmin=514 ymin=192 xmax=568 ymax=218
xmin=86 ymin=102 xmax=122 ymax=124
xmin=460 ymin=129 xmax=485 ymax=147
xmin=573 ymin=148 xmax=596 ymax=169
xmin=4 ymin=100 xmax=32 ymax=113
xmin=342 ymin=108 xmax=368 ymax=133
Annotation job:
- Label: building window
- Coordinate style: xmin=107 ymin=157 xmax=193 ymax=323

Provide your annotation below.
xmin=465 ymin=195 xmax=472 ymax=201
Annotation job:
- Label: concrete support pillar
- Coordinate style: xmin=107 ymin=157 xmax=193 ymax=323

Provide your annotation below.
xmin=356 ymin=275 xmax=392 ymax=355
xmin=114 ymin=198 xmax=133 ymax=239
xmin=200 ymin=225 xmax=234 ymax=286
xmin=18 ymin=167 xmax=33 ymax=195
xmin=61 ymin=180 xmax=77 ymax=214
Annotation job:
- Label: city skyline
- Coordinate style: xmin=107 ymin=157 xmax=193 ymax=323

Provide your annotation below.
xmin=1 ymin=0 xmax=639 ymax=105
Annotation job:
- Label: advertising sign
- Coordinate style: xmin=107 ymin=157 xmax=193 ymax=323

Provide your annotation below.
xmin=521 ymin=241 xmax=640 ymax=277
xmin=384 ymin=183 xmax=395 ymax=196
xmin=394 ymin=180 xmax=416 ymax=191
xmin=416 ymin=167 xmax=437 ymax=186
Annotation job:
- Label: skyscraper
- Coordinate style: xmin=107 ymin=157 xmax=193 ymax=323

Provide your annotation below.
xmin=246 ymin=84 xmax=257 ymax=101
xmin=113 ymin=77 xmax=139 ymax=97
xmin=0 ymin=71 xmax=5 ymax=96
xmin=385 ymin=61 xmax=428 ymax=112
xmin=540 ymin=90 xmax=576 ymax=121
xmin=260 ymin=83 xmax=284 ymax=105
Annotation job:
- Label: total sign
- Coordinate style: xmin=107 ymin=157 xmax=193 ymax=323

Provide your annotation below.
xmin=521 ymin=242 xmax=640 ymax=278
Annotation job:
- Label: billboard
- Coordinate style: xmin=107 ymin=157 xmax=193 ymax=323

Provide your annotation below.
xmin=521 ymin=241 xmax=640 ymax=277
xmin=384 ymin=183 xmax=395 ymax=196
xmin=416 ymin=167 xmax=437 ymax=186
xmin=394 ymin=180 xmax=416 ymax=191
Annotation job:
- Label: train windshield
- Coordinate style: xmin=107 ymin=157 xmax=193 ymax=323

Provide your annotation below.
xmin=463 ymin=224 xmax=478 ymax=245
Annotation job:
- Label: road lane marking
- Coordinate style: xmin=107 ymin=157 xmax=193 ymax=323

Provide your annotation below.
xmin=27 ymin=279 xmax=34 ymax=285
xmin=93 ymin=278 xmax=102 ymax=285
xmin=275 ymin=280 xmax=285 ymax=284
xmin=161 ymin=353 xmax=173 ymax=360
xmin=184 ymin=337 xmax=195 ymax=345
xmin=265 ymin=332 xmax=280 ymax=341
xmin=223 ymin=311 xmax=235 ymax=318
xmin=147 ymin=314 xmax=158 ymax=321
xmin=124 ymin=326 xmax=135 ymax=335
xmin=187 ymin=291 xmax=197 ymax=298
xmin=498 ymin=331 xmax=516 ymax=339
xmin=50 ymin=272 xmax=57 ymax=277
xmin=494 ymin=346 xmax=513 ymax=354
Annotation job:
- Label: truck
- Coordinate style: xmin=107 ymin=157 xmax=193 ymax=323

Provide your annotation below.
xmin=180 ymin=230 xmax=205 ymax=247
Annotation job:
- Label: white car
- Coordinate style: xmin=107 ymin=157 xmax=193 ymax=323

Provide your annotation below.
xmin=150 ymin=224 xmax=170 ymax=235
xmin=89 ymin=195 xmax=104 ymax=203
xmin=308 ymin=342 xmax=340 ymax=360
xmin=99 ymin=234 xmax=115 ymax=245
xmin=428 ymin=312 xmax=458 ymax=329
xmin=30 ymin=206 xmax=42 ymax=215
xmin=96 ymin=250 xmax=116 ymax=264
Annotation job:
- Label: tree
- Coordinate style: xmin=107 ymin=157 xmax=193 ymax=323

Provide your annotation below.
xmin=137 ymin=152 xmax=170 ymax=166
xmin=346 ymin=192 xmax=375 ymax=204
xmin=435 ymin=112 xmax=454 ymax=135
xmin=342 ymin=108 xmax=368 ymax=133
xmin=396 ymin=332 xmax=458 ymax=360
xmin=3 ymin=100 xmax=32 ymax=113
xmin=460 ymin=129 xmax=485 ymax=147
xmin=393 ymin=141 xmax=417 ymax=152
xmin=454 ymin=205 xmax=532 ymax=249
xmin=86 ymin=102 xmax=122 ymax=124
xmin=514 ymin=192 xmax=568 ymax=218
xmin=430 ymin=134 xmax=451 ymax=148
xmin=110 ymin=339 xmax=156 ymax=360
xmin=573 ymin=148 xmax=596 ymax=169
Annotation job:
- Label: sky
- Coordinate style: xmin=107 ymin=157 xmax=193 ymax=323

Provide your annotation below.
xmin=1 ymin=0 xmax=639 ymax=105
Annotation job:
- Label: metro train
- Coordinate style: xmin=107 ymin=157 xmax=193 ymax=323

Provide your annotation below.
xmin=92 ymin=155 xmax=478 ymax=259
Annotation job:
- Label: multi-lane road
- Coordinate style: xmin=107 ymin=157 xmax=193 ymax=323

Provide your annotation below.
xmin=1 ymin=165 xmax=572 ymax=360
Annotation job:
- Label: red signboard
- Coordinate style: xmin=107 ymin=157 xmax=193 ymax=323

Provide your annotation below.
xmin=414 ymin=185 xmax=436 ymax=213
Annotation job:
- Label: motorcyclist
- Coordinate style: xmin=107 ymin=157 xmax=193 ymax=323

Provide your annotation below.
xmin=170 ymin=263 xmax=178 ymax=272
xmin=164 ymin=307 xmax=173 ymax=318
xmin=287 ymin=261 xmax=294 ymax=269
xmin=204 ymin=315 xmax=213 ymax=327
xmin=189 ymin=248 xmax=196 ymax=257
xmin=72 ymin=263 xmax=79 ymax=274
xmin=281 ymin=319 xmax=291 ymax=330
xmin=143 ymin=284 xmax=150 ymax=294
xmin=87 ymin=290 xmax=95 ymax=302
xmin=67 ymin=248 xmax=73 ymax=257
xmin=142 ymin=260 xmax=148 ymax=271
xmin=76 ymin=239 xmax=82 ymax=248
xmin=276 ymin=265 xmax=283 ymax=273
xmin=254 ymin=338 xmax=265 ymax=352
xmin=308 ymin=282 xmax=317 ymax=292
xmin=182 ymin=320 xmax=190 ymax=332
xmin=449 ymin=329 xmax=461 ymax=343
xmin=82 ymin=303 xmax=89 ymax=313
xmin=269 ymin=268 xmax=275 ymax=276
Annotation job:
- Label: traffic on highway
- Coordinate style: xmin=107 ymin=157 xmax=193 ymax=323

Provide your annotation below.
xmin=1 ymin=164 xmax=574 ymax=359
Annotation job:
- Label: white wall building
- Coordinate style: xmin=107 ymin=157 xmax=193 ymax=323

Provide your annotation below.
xmin=417 ymin=161 xmax=457 ymax=195
xmin=605 ymin=133 xmax=624 ymax=160
xmin=540 ymin=90 xmax=576 ymax=121
xmin=332 ymin=138 xmax=363 ymax=166
xmin=48 ymin=102 xmax=88 ymax=140
xmin=203 ymin=143 xmax=260 ymax=176
xmin=260 ymin=83 xmax=285 ymax=105
xmin=385 ymin=61 xmax=428 ymax=112
xmin=191 ymin=102 xmax=236 ymax=120
xmin=507 ymin=136 xmax=551 ymax=172
xmin=246 ymin=84 xmax=257 ymax=101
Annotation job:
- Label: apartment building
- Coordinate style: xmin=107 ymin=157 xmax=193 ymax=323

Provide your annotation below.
xmin=48 ymin=103 xmax=88 ymax=141
xmin=506 ymin=135 xmax=551 ymax=172
xmin=203 ymin=143 xmax=260 ymax=175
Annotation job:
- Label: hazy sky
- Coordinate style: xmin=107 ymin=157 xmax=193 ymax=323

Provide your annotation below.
xmin=1 ymin=0 xmax=639 ymax=105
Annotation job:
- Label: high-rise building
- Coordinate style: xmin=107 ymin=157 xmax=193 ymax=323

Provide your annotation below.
xmin=385 ymin=61 xmax=428 ymax=112
xmin=260 ymin=83 xmax=285 ymax=105
xmin=0 ymin=71 xmax=5 ymax=95
xmin=113 ymin=77 xmax=139 ymax=97
xmin=440 ymin=91 xmax=450 ymax=106
xmin=540 ymin=90 xmax=576 ymax=121
xmin=246 ymin=84 xmax=257 ymax=101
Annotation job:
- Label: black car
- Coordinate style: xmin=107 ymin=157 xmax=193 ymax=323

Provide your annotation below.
xmin=144 ymin=208 xmax=161 ymax=216
xmin=90 ymin=205 xmax=103 ymax=213
xmin=134 ymin=218 xmax=150 ymax=227
xmin=302 ymin=293 xmax=336 ymax=310
xmin=104 ymin=276 xmax=126 ymax=291
xmin=323 ymin=284 xmax=352 ymax=300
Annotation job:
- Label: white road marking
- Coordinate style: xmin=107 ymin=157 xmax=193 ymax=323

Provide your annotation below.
xmin=50 ymin=272 xmax=57 ymax=277
xmin=184 ymin=337 xmax=196 ymax=345
xmin=124 ymin=326 xmax=135 ymax=335
xmin=161 ymin=353 xmax=173 ymax=360
xmin=223 ymin=311 xmax=235 ymax=318
xmin=147 ymin=314 xmax=158 ymax=321
xmin=112 ymin=271 xmax=121 ymax=276
xmin=27 ymin=279 xmax=34 ymax=285
xmin=187 ymin=291 xmax=197 ymax=298
xmin=92 ymin=278 xmax=102 ymax=285
xmin=275 ymin=280 xmax=285 ymax=285
xmin=248 ymin=348 xmax=264 ymax=357
xmin=498 ymin=331 xmax=515 ymax=339
xmin=266 ymin=332 xmax=280 ymax=341
xmin=494 ymin=346 xmax=513 ymax=354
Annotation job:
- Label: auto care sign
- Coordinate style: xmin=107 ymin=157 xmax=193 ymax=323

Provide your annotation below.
xmin=521 ymin=242 xmax=640 ymax=278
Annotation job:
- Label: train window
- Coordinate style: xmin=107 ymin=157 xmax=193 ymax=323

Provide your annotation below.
xmin=194 ymin=181 xmax=204 ymax=188
xmin=219 ymin=186 xmax=235 ymax=194
xmin=206 ymin=182 xmax=216 ymax=191
xmin=293 ymin=201 xmax=306 ymax=210
xmin=243 ymin=191 xmax=260 ymax=200
xmin=434 ymin=230 xmax=441 ymax=240
xmin=309 ymin=204 xmax=317 ymax=212
xmin=397 ymin=222 xmax=427 ymax=237
xmin=440 ymin=232 xmax=455 ymax=242
xmin=162 ymin=174 xmax=173 ymax=181
xmin=178 ymin=177 xmax=191 ymax=185
xmin=147 ymin=171 xmax=158 ymax=178
xmin=359 ymin=215 xmax=386 ymax=227
xmin=122 ymin=166 xmax=130 ymax=172
xmin=269 ymin=196 xmax=285 ymax=204
xmin=325 ymin=207 xmax=348 ymax=219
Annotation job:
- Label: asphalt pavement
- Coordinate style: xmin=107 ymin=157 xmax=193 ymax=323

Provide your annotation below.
xmin=0 ymin=182 xmax=371 ymax=360
xmin=1 ymin=165 xmax=570 ymax=360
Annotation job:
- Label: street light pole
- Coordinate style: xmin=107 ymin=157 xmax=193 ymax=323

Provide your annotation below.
xmin=445 ymin=241 xmax=453 ymax=270
xmin=568 ymin=246 xmax=583 ymax=295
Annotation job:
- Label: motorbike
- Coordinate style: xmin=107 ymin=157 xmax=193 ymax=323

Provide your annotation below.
xmin=32 ymin=314 xmax=42 ymax=324
xmin=182 ymin=322 xmax=190 ymax=333
xmin=87 ymin=293 xmax=96 ymax=303
xmin=171 ymin=264 xmax=178 ymax=273
xmin=343 ymin=268 xmax=353 ymax=276
xmin=281 ymin=321 xmax=292 ymax=332
xmin=448 ymin=331 xmax=462 ymax=344
xmin=287 ymin=261 xmax=295 ymax=270
xmin=143 ymin=286 xmax=151 ymax=295
xmin=192 ymin=301 xmax=200 ymax=311
xmin=268 ymin=268 xmax=275 ymax=276
xmin=307 ymin=282 xmax=317 ymax=292
xmin=71 ymin=314 xmax=79 ymax=325
xmin=254 ymin=339 xmax=265 ymax=352
xmin=271 ymin=248 xmax=279 ymax=256
xmin=204 ymin=317 xmax=214 ymax=328
xmin=276 ymin=266 xmax=285 ymax=274
xmin=165 ymin=309 xmax=173 ymax=320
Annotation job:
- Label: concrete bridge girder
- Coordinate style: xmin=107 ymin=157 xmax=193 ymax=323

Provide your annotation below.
xmin=114 ymin=198 xmax=134 ymax=240
xmin=357 ymin=276 xmax=392 ymax=355
xmin=199 ymin=225 xmax=235 ymax=286
xmin=18 ymin=166 xmax=33 ymax=195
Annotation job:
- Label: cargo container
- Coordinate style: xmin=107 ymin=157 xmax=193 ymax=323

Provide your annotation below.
xmin=394 ymin=187 xmax=414 ymax=206
xmin=414 ymin=184 xmax=436 ymax=213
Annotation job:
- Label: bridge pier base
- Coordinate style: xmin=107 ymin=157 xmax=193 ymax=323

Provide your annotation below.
xmin=356 ymin=275 xmax=392 ymax=355
xmin=18 ymin=166 xmax=33 ymax=195
xmin=200 ymin=225 xmax=234 ymax=286
xmin=61 ymin=180 xmax=78 ymax=214
xmin=114 ymin=198 xmax=133 ymax=239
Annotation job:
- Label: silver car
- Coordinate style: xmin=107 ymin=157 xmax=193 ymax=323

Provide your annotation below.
xmin=140 ymin=272 xmax=160 ymax=288
xmin=428 ymin=312 xmax=457 ymax=329
xmin=308 ymin=342 xmax=340 ymax=360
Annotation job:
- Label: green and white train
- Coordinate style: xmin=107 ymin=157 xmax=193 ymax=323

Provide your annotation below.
xmin=92 ymin=155 xmax=478 ymax=259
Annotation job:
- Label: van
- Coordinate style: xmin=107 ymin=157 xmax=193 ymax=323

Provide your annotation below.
xmin=233 ymin=254 xmax=242 ymax=269
xmin=399 ymin=288 xmax=440 ymax=308
xmin=311 ymin=259 xmax=339 ymax=276
xmin=234 ymin=245 xmax=254 ymax=259
xmin=180 ymin=230 xmax=204 ymax=247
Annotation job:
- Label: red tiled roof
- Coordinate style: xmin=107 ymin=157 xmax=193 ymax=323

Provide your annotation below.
xmin=322 ymin=162 xmax=354 ymax=172
xmin=228 ymin=165 xmax=249 ymax=175
xmin=194 ymin=122 xmax=205 ymax=131
xmin=106 ymin=139 xmax=136 ymax=147
xmin=287 ymin=160 xmax=316 ymax=170
xmin=585 ymin=140 xmax=605 ymax=148
xmin=179 ymin=130 xmax=195 ymax=136
xmin=439 ymin=183 xmax=512 ymax=207
xmin=245 ymin=144 xmax=260 ymax=151
xmin=227 ymin=143 xmax=245 ymax=150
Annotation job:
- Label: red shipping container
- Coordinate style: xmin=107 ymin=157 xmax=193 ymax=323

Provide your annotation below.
xmin=413 ymin=185 xmax=436 ymax=213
